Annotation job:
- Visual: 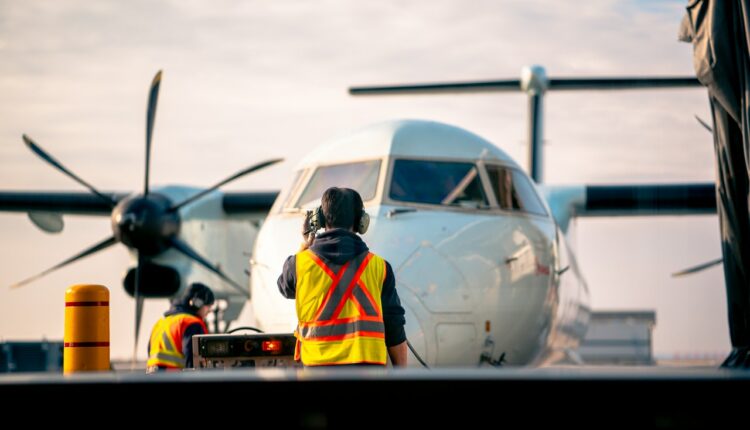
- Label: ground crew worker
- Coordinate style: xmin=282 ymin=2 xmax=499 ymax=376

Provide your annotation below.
xmin=146 ymin=282 xmax=215 ymax=372
xmin=277 ymin=187 xmax=408 ymax=367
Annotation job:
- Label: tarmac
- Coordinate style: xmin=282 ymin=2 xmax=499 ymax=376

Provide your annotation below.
xmin=1 ymin=365 xmax=748 ymax=427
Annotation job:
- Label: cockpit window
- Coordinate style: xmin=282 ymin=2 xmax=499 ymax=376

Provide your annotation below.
xmin=295 ymin=160 xmax=381 ymax=208
xmin=273 ymin=169 xmax=305 ymax=213
xmin=486 ymin=165 xmax=547 ymax=215
xmin=389 ymin=159 xmax=488 ymax=208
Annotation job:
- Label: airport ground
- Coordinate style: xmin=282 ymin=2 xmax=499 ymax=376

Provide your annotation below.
xmin=2 ymin=363 xmax=748 ymax=428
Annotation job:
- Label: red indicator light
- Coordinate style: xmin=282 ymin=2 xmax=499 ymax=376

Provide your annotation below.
xmin=262 ymin=340 xmax=282 ymax=352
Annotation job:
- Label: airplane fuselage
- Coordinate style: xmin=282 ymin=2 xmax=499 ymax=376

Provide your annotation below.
xmin=250 ymin=120 xmax=590 ymax=366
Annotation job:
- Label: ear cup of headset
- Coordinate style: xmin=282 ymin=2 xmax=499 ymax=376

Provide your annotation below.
xmin=358 ymin=211 xmax=370 ymax=234
xmin=190 ymin=297 xmax=205 ymax=308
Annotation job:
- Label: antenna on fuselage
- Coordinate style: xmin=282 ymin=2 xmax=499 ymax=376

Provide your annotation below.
xmin=349 ymin=66 xmax=701 ymax=184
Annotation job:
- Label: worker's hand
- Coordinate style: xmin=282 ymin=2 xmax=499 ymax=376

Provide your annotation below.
xmin=299 ymin=211 xmax=315 ymax=251
xmin=302 ymin=210 xmax=313 ymax=237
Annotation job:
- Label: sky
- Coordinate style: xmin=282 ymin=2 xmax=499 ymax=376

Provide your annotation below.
xmin=0 ymin=0 xmax=728 ymax=362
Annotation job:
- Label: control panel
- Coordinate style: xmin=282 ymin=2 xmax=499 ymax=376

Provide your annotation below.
xmin=193 ymin=333 xmax=298 ymax=369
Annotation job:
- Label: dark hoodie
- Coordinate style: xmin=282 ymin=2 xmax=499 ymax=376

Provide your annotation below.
xmin=146 ymin=304 xmax=206 ymax=368
xmin=278 ymin=228 xmax=406 ymax=347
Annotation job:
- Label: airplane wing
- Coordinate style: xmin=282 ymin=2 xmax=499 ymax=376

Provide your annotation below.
xmin=0 ymin=191 xmax=280 ymax=217
xmin=0 ymin=191 xmax=128 ymax=216
xmin=222 ymin=191 xmax=279 ymax=214
xmin=540 ymin=183 xmax=716 ymax=233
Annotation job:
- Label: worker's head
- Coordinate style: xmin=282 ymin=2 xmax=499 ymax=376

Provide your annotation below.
xmin=320 ymin=187 xmax=369 ymax=234
xmin=175 ymin=282 xmax=215 ymax=317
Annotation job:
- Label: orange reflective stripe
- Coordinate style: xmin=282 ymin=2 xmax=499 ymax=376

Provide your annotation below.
xmin=307 ymin=251 xmax=336 ymax=279
xmin=316 ymin=253 xmax=368 ymax=321
xmin=299 ymin=315 xmax=382 ymax=328
xmin=350 ymin=290 xmax=368 ymax=318
xmin=297 ymin=252 xmax=385 ymax=341
xmin=307 ymin=251 xmax=351 ymax=321
xmin=314 ymin=264 xmax=350 ymax=321
xmin=299 ymin=320 xmax=385 ymax=339
xmin=352 ymin=280 xmax=380 ymax=317
xmin=295 ymin=250 xmax=387 ymax=365
xmin=357 ymin=280 xmax=379 ymax=313
xmin=307 ymin=331 xmax=385 ymax=343
xmin=329 ymin=253 xmax=373 ymax=320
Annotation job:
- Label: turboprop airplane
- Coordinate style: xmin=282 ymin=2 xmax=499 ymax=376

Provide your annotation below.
xmin=0 ymin=68 xmax=716 ymax=366
xmin=248 ymin=117 xmax=715 ymax=366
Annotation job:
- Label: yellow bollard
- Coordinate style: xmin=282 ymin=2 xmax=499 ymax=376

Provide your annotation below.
xmin=64 ymin=284 xmax=110 ymax=373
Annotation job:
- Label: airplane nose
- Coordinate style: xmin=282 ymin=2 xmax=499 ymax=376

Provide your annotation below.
xmin=396 ymin=245 xmax=472 ymax=313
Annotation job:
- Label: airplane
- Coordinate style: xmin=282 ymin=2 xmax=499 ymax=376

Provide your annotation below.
xmin=0 ymin=68 xmax=716 ymax=367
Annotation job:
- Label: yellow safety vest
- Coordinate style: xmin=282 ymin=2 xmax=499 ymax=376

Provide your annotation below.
xmin=146 ymin=313 xmax=207 ymax=369
xmin=295 ymin=249 xmax=387 ymax=366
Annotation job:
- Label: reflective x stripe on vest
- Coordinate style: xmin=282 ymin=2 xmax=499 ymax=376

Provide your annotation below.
xmin=295 ymin=250 xmax=387 ymax=365
xmin=146 ymin=313 xmax=205 ymax=368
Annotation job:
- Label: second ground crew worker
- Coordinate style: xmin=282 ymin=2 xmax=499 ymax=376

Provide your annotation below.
xmin=277 ymin=187 xmax=408 ymax=367
xmin=146 ymin=282 xmax=215 ymax=372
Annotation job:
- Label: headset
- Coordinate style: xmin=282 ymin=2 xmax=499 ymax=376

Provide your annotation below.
xmin=189 ymin=296 xmax=206 ymax=309
xmin=307 ymin=204 xmax=370 ymax=235
xmin=186 ymin=283 xmax=215 ymax=309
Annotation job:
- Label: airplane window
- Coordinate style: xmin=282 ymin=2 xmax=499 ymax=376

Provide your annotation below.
xmin=486 ymin=165 xmax=547 ymax=215
xmin=486 ymin=166 xmax=520 ymax=211
xmin=389 ymin=159 xmax=488 ymax=208
xmin=274 ymin=170 xmax=306 ymax=213
xmin=511 ymin=170 xmax=547 ymax=215
xmin=295 ymin=160 xmax=381 ymax=208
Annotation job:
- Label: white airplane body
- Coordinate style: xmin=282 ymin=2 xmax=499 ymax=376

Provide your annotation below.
xmin=250 ymin=120 xmax=589 ymax=366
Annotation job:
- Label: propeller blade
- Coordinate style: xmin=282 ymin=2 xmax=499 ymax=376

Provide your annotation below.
xmin=132 ymin=253 xmax=146 ymax=367
xmin=169 ymin=237 xmax=249 ymax=297
xmin=671 ymin=258 xmax=723 ymax=277
xmin=133 ymin=296 xmax=145 ymax=366
xmin=144 ymin=70 xmax=162 ymax=196
xmin=10 ymin=236 xmax=117 ymax=289
xmin=694 ymin=115 xmax=713 ymax=133
xmin=350 ymin=79 xmax=521 ymax=95
xmin=168 ymin=158 xmax=283 ymax=212
xmin=349 ymin=77 xmax=701 ymax=95
xmin=22 ymin=135 xmax=117 ymax=207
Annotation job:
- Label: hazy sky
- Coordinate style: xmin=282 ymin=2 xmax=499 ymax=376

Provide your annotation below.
xmin=0 ymin=0 xmax=727 ymax=361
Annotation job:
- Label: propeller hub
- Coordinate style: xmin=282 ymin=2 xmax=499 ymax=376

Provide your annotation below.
xmin=112 ymin=193 xmax=180 ymax=256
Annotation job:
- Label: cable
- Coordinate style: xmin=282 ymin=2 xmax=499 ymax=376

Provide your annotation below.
xmin=226 ymin=326 xmax=264 ymax=334
xmin=407 ymin=339 xmax=429 ymax=369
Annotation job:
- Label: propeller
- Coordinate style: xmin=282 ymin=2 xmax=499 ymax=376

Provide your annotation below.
xmin=672 ymin=258 xmax=723 ymax=277
xmin=22 ymin=134 xmax=117 ymax=207
xmin=144 ymin=71 xmax=161 ymax=197
xmin=169 ymin=237 xmax=249 ymax=297
xmin=13 ymin=70 xmax=282 ymax=364
xmin=130 ymin=70 xmax=162 ymax=364
xmin=10 ymin=236 xmax=117 ymax=289
xmin=349 ymin=68 xmax=701 ymax=184
xmin=132 ymin=253 xmax=146 ymax=366
xmin=168 ymin=158 xmax=283 ymax=212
